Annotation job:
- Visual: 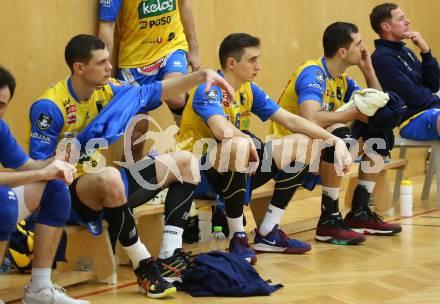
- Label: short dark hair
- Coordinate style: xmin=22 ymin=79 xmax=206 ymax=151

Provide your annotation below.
xmin=219 ymin=33 xmax=260 ymax=69
xmin=65 ymin=34 xmax=106 ymax=72
xmin=370 ymin=3 xmax=399 ymax=34
xmin=323 ymin=22 xmax=359 ymax=58
xmin=0 ymin=66 xmax=16 ymax=100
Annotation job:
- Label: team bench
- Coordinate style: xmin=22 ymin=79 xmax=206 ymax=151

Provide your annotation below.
xmin=0 ymin=158 xmax=408 ymax=302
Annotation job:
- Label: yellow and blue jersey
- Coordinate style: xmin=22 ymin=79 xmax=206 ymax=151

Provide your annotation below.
xmin=177 ymin=72 xmax=280 ymax=156
xmin=27 ymin=78 xmax=162 ymax=177
xmin=272 ymin=57 xmax=361 ymax=138
xmin=0 ymin=119 xmax=29 ymax=169
xmin=99 ymin=0 xmax=188 ymax=68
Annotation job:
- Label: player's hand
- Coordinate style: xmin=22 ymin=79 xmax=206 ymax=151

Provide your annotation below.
xmin=42 ymin=159 xmax=77 ymax=184
xmin=203 ymin=69 xmax=235 ymax=101
xmin=187 ymin=50 xmax=201 ymax=72
xmin=403 ymin=31 xmax=429 ymax=53
xmin=358 ymin=47 xmax=374 ymax=72
xmin=247 ymin=136 xmax=260 ymax=175
xmin=333 ymin=137 xmax=352 ymax=175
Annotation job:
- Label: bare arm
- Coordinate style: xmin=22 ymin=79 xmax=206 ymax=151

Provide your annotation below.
xmin=271 ymin=107 xmax=341 ymax=141
xmin=179 ymin=0 xmax=200 ymax=71
xmin=161 ymin=69 xmax=234 ymax=105
xmin=206 ymin=115 xmax=259 ymax=172
xmin=0 ymin=159 xmax=75 ymax=187
xmin=98 ymin=21 xmax=116 ymax=63
xmin=271 ymin=108 xmax=353 ymax=172
xmin=299 ymin=100 xmax=364 ymax=128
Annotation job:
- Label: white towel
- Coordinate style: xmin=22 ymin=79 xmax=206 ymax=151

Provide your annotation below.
xmin=336 ymin=88 xmax=389 ymax=116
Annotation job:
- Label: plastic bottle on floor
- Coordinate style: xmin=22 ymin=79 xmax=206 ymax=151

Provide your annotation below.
xmin=209 ymin=226 xmax=227 ymax=251
xmin=198 ymin=206 xmax=212 ymax=242
xmin=400 ymin=179 xmax=413 ymax=217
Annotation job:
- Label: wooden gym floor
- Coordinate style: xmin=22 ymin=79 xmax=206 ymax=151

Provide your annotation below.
xmin=5 ymin=175 xmax=440 ymax=304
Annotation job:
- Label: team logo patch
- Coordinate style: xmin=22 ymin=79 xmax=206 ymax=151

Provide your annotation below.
xmin=37 ymin=114 xmax=52 ymax=130
xmin=206 ymin=89 xmax=218 ymax=101
xmin=315 ymin=70 xmax=325 ymax=83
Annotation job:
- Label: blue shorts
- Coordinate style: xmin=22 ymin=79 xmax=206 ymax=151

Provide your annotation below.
xmin=400 ymin=108 xmax=440 ymax=141
xmin=117 ymin=50 xmax=189 ymax=86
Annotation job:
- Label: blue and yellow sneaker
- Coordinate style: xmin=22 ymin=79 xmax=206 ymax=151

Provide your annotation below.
xmin=228 ymin=232 xmax=257 ymax=264
xmin=253 ymin=224 xmax=311 ymax=254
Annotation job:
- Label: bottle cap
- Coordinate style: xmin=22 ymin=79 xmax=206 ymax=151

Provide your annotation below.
xmin=213 ymin=226 xmax=222 ymax=232
xmin=401 ymin=179 xmax=413 ymax=186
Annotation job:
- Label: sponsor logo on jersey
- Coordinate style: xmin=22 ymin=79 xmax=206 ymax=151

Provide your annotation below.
xmin=37 ymin=114 xmax=52 ymax=130
xmin=138 ymin=0 xmax=176 ymax=19
xmin=336 ymin=87 xmax=343 ymax=100
xmin=30 ymin=132 xmax=51 ymax=144
xmin=168 ymin=32 xmax=175 ymax=41
xmin=67 ymin=105 xmax=77 ymax=114
xmin=67 ymin=114 xmax=77 ymax=125
xmin=100 ymin=0 xmax=111 ymax=7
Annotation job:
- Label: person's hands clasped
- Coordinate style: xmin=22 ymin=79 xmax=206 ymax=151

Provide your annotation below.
xmin=42 ymin=159 xmax=77 ymax=184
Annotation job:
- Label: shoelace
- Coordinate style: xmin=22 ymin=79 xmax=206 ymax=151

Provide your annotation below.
xmin=277 ymin=229 xmax=291 ymax=245
xmin=178 ymin=250 xmax=192 ymax=264
xmin=364 ymin=207 xmax=384 ymax=222
xmin=49 ymin=284 xmax=67 ymax=304
xmin=333 ymin=214 xmax=352 ymax=230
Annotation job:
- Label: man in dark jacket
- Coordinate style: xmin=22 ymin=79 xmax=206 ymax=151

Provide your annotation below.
xmin=370 ymin=3 xmax=440 ymax=141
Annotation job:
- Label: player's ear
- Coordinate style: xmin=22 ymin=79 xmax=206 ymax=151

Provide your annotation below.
xmin=73 ymin=62 xmax=85 ymax=75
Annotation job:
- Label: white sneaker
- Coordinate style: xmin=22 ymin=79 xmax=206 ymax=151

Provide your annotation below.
xmin=22 ymin=284 xmax=90 ymax=304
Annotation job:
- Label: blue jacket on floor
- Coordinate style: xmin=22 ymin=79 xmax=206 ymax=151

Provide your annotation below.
xmin=180 ymin=251 xmax=283 ymax=297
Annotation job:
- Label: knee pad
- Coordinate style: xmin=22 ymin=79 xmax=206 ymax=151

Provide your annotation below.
xmin=0 ymin=186 xmax=18 ymax=241
xmin=322 ymin=127 xmax=355 ymax=163
xmin=37 ymin=180 xmax=71 ymax=227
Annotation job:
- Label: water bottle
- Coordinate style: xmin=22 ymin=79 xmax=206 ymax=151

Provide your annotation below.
xmin=0 ymin=256 xmax=12 ymax=274
xmin=400 ymin=179 xmax=413 ymax=217
xmin=209 ymin=226 xmax=227 ymax=251
xmin=198 ymin=206 xmax=212 ymax=242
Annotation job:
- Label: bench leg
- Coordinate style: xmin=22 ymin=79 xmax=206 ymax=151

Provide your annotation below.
xmin=393 ymin=147 xmax=408 ymax=204
xmin=422 ymin=150 xmax=435 ymax=201
xmin=60 ymin=229 xmax=117 ymax=285
xmin=137 ymin=214 xmax=164 ymax=257
xmin=432 ymin=144 xmax=440 ymax=209
xmin=373 ymin=170 xmax=394 ymax=215
xmin=344 ymin=176 xmax=358 ymax=209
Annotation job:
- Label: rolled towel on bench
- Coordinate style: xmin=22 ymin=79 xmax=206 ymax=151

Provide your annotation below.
xmin=336 ymin=88 xmax=389 ymax=116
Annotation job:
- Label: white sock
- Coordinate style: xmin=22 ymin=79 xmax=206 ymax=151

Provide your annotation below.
xmin=123 ymin=238 xmax=151 ymax=269
xmin=258 ymin=204 xmax=285 ymax=236
xmin=159 ymin=225 xmax=183 ymax=259
xmin=30 ymin=268 xmax=51 ymax=292
xmin=227 ymin=215 xmax=244 ymax=239
xmin=322 ymin=186 xmax=340 ymax=201
xmin=358 ymin=180 xmax=376 ymax=193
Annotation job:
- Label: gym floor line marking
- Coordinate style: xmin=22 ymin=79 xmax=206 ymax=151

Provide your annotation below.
xmin=75 ymin=208 xmax=439 ymax=300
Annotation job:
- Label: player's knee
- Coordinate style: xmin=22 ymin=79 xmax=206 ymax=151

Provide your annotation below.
xmin=36 ymin=180 xmax=71 ymax=227
xmin=96 ymin=167 xmax=126 ymax=205
xmin=322 ymin=127 xmax=353 ymax=163
xmin=166 ymin=94 xmax=186 ymax=110
xmin=0 ymin=186 xmax=19 ymax=240
xmin=174 ymin=150 xmax=200 ymax=184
